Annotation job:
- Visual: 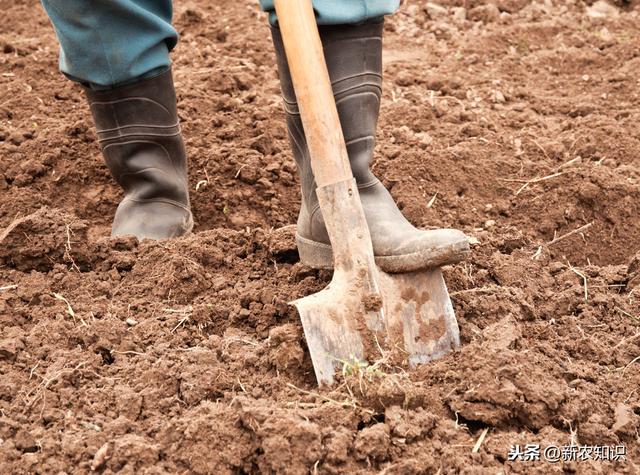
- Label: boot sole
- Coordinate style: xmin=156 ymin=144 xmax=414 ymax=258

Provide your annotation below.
xmin=296 ymin=233 xmax=471 ymax=273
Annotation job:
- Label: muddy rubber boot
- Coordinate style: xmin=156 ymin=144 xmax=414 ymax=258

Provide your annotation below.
xmin=271 ymin=21 xmax=470 ymax=273
xmin=84 ymin=69 xmax=193 ymax=240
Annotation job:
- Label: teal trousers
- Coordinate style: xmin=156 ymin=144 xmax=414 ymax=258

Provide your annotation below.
xmin=259 ymin=0 xmax=399 ymax=25
xmin=41 ymin=0 xmax=399 ymax=89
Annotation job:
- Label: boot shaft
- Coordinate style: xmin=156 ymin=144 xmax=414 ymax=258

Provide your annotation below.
xmin=84 ymin=69 xmax=189 ymax=206
xmin=271 ymin=20 xmax=384 ymax=194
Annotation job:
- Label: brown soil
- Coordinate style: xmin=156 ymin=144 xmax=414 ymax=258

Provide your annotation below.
xmin=1 ymin=0 xmax=640 ymax=473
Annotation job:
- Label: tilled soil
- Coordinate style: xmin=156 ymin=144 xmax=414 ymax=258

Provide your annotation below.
xmin=1 ymin=0 xmax=640 ymax=473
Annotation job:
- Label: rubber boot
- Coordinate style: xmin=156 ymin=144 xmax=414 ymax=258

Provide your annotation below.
xmin=271 ymin=21 xmax=470 ymax=273
xmin=84 ymin=69 xmax=193 ymax=240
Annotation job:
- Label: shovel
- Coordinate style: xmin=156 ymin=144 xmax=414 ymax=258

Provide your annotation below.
xmin=274 ymin=0 xmax=461 ymax=385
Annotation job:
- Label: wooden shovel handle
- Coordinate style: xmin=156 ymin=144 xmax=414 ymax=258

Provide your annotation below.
xmin=273 ymin=0 xmax=353 ymax=188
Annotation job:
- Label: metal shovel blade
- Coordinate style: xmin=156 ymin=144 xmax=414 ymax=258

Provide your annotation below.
xmin=293 ymin=267 xmax=460 ymax=386
xmin=291 ymin=180 xmax=460 ymax=386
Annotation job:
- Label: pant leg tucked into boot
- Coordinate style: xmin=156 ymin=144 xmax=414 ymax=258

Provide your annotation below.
xmin=84 ymin=69 xmax=193 ymax=240
xmin=272 ymin=20 xmax=470 ymax=273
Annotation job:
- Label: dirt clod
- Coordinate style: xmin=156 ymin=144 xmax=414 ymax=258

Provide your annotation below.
xmin=362 ymin=292 xmax=384 ymax=312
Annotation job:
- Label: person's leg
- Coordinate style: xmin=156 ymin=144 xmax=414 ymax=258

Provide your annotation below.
xmin=83 ymin=70 xmax=193 ymax=239
xmin=41 ymin=0 xmax=192 ymax=239
xmin=267 ymin=8 xmax=470 ymax=272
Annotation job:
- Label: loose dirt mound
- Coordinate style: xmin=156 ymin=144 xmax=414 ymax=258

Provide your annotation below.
xmin=1 ymin=0 xmax=639 ymax=473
